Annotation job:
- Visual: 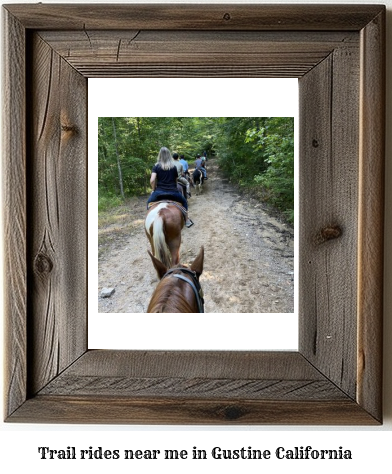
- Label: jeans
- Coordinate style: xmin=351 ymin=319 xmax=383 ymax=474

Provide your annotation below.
xmin=147 ymin=190 xmax=188 ymax=210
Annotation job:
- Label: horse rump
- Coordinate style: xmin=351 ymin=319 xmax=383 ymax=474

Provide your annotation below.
xmin=192 ymin=169 xmax=203 ymax=195
xmin=145 ymin=202 xmax=184 ymax=269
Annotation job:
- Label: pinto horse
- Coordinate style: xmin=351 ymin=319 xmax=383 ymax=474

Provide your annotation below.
xmin=144 ymin=201 xmax=185 ymax=268
xmin=192 ymin=168 xmax=203 ymax=195
xmin=147 ymin=247 xmax=204 ymax=313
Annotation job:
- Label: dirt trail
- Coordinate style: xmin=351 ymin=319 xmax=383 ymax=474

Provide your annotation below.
xmin=98 ymin=160 xmax=294 ymax=313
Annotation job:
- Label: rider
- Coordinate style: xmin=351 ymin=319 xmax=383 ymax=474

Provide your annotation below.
xmin=179 ymin=154 xmax=188 ymax=170
xmin=179 ymin=154 xmax=190 ymax=176
xmin=195 ymin=154 xmax=207 ymax=180
xmin=173 ymin=152 xmax=191 ymax=198
xmin=147 ymin=147 xmax=194 ymax=228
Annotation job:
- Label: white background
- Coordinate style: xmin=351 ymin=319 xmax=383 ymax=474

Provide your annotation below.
xmin=1 ymin=1 xmax=391 ymax=473
xmin=88 ymin=78 xmax=299 ymax=351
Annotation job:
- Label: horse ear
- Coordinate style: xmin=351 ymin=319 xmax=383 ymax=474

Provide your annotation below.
xmin=190 ymin=246 xmax=204 ymax=277
xmin=148 ymin=250 xmax=168 ymax=279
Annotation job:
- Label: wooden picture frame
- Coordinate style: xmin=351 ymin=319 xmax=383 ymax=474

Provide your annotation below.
xmin=3 ymin=4 xmax=385 ymax=424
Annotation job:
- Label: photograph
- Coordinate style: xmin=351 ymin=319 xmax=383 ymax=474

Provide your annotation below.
xmin=97 ymin=116 xmax=295 ymax=314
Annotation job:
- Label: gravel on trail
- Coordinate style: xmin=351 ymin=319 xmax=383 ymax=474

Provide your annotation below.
xmin=98 ymin=160 xmax=294 ymax=313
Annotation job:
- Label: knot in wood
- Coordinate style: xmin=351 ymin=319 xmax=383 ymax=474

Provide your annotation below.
xmin=315 ymin=225 xmax=342 ymax=245
xmin=223 ymin=13 xmax=231 ymax=21
xmin=61 ymin=124 xmax=77 ymax=134
xmin=223 ymin=405 xmax=244 ymax=420
xmin=34 ymin=252 xmax=53 ymax=275
xmin=312 ymin=139 xmax=319 ymax=148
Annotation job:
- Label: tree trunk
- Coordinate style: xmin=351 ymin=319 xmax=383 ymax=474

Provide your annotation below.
xmin=111 ymin=117 xmax=125 ymax=200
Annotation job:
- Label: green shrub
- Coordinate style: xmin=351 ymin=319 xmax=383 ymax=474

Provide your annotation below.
xmin=98 ymin=194 xmax=123 ymax=212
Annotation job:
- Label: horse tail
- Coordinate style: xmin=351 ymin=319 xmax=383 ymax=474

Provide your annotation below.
xmin=152 ymin=214 xmax=172 ymax=268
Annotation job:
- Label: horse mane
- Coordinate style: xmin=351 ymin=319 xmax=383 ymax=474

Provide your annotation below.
xmin=147 ymin=275 xmax=197 ymax=313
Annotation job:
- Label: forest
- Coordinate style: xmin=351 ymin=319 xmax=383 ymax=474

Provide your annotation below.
xmin=98 ymin=117 xmax=294 ymax=223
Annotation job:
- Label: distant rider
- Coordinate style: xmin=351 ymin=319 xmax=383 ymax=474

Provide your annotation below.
xmin=173 ymin=153 xmax=191 ymax=198
xmin=195 ymin=154 xmax=207 ymax=180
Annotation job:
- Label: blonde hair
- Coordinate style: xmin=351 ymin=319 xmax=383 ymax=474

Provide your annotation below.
xmin=157 ymin=147 xmax=175 ymax=171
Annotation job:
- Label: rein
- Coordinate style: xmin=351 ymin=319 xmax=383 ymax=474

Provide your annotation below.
xmin=162 ymin=268 xmax=205 ymax=313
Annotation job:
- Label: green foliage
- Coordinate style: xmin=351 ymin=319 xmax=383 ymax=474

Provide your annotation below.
xmin=98 ymin=116 xmax=294 ymax=223
xmin=98 ymin=193 xmax=123 ymax=212
xmin=214 ymin=117 xmax=294 ymax=223
xmin=249 ymin=118 xmax=294 ymax=221
xmin=215 ymin=118 xmax=270 ymax=185
xmin=121 ymin=157 xmax=151 ymax=196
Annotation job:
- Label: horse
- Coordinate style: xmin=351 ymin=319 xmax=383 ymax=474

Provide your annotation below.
xmin=185 ymin=170 xmax=194 ymax=187
xmin=144 ymin=201 xmax=185 ymax=268
xmin=147 ymin=247 xmax=204 ymax=313
xmin=192 ymin=168 xmax=203 ymax=195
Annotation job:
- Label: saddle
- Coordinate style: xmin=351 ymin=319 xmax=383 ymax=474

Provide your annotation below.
xmin=148 ymin=200 xmax=187 ymax=223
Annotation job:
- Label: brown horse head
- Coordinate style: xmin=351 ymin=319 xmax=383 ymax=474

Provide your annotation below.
xmin=147 ymin=246 xmax=204 ymax=313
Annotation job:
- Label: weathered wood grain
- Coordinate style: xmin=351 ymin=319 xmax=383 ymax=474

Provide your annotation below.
xmin=9 ymin=396 xmax=379 ymax=425
xmin=4 ymin=4 xmax=384 ymax=31
xmin=2 ymin=3 xmax=384 ymax=425
xmin=61 ymin=350 xmax=322 ymax=379
xmin=27 ymin=33 xmax=87 ymax=395
xmin=13 ymin=351 xmax=376 ymax=424
xmin=2 ymin=9 xmax=27 ymax=419
xmin=299 ymin=41 xmax=360 ymax=399
xmin=53 ymin=66 xmax=306 ymax=79
xmin=40 ymin=30 xmax=358 ymax=55
xmin=39 ymin=377 xmax=347 ymax=400
xmin=38 ymin=30 xmax=358 ymax=78
xmin=38 ymin=351 xmax=346 ymax=400
xmin=357 ymin=9 xmax=385 ymax=422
